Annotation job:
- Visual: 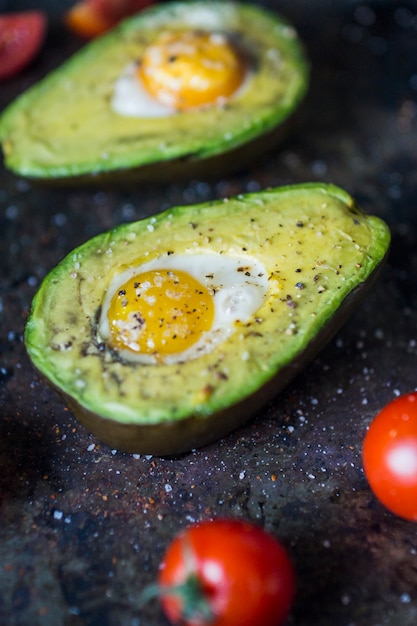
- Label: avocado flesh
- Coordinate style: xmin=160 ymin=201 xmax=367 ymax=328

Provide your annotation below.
xmin=0 ymin=1 xmax=309 ymax=182
xmin=24 ymin=183 xmax=390 ymax=455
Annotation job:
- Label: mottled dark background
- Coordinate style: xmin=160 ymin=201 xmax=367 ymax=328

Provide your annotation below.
xmin=1 ymin=1 xmax=417 ymax=625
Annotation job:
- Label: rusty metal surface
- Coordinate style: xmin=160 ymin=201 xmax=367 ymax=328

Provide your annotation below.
xmin=1 ymin=1 xmax=417 ymax=625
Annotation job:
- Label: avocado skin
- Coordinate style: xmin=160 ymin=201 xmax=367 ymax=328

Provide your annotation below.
xmin=0 ymin=1 xmax=309 ymax=183
xmin=24 ymin=183 xmax=390 ymax=455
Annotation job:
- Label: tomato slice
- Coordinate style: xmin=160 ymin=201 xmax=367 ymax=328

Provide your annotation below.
xmin=65 ymin=0 xmax=155 ymax=38
xmin=65 ymin=2 xmax=114 ymax=39
xmin=0 ymin=11 xmax=47 ymax=81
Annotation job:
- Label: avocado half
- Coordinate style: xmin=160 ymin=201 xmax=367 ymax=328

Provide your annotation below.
xmin=0 ymin=1 xmax=309 ymax=183
xmin=24 ymin=183 xmax=390 ymax=455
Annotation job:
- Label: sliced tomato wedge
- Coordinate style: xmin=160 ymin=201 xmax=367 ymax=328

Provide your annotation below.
xmin=65 ymin=0 xmax=155 ymax=38
xmin=65 ymin=2 xmax=113 ymax=39
xmin=0 ymin=11 xmax=47 ymax=81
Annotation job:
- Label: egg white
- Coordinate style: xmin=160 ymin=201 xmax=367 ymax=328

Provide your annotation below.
xmin=111 ymin=62 xmax=176 ymax=118
xmin=98 ymin=253 xmax=268 ymax=364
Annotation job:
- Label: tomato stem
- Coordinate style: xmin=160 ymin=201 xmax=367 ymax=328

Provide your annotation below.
xmin=139 ymin=574 xmax=215 ymax=624
xmin=174 ymin=572 xmax=215 ymax=624
xmin=141 ymin=535 xmax=215 ymax=624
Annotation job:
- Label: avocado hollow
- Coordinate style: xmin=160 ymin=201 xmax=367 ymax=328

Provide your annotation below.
xmin=0 ymin=1 xmax=309 ymax=183
xmin=24 ymin=183 xmax=390 ymax=455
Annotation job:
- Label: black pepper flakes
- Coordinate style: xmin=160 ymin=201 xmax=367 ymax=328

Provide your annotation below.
xmin=284 ymin=295 xmax=297 ymax=309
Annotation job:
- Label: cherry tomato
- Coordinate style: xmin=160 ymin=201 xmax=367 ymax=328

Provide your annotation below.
xmin=363 ymin=392 xmax=417 ymax=521
xmin=65 ymin=0 xmax=155 ymax=38
xmin=158 ymin=518 xmax=295 ymax=626
xmin=0 ymin=11 xmax=47 ymax=81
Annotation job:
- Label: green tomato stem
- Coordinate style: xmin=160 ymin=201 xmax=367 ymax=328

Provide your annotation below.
xmin=139 ymin=574 xmax=215 ymax=625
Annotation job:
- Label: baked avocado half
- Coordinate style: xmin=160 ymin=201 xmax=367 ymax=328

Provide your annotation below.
xmin=24 ymin=183 xmax=390 ymax=455
xmin=0 ymin=1 xmax=309 ymax=183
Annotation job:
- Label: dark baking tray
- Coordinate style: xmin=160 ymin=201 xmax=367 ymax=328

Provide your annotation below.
xmin=1 ymin=1 xmax=417 ymax=624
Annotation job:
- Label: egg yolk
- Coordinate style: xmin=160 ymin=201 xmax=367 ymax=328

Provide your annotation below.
xmin=138 ymin=30 xmax=246 ymax=110
xmin=107 ymin=269 xmax=215 ymax=358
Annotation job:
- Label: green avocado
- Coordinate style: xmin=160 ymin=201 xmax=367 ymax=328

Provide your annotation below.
xmin=0 ymin=1 xmax=309 ymax=183
xmin=24 ymin=183 xmax=390 ymax=455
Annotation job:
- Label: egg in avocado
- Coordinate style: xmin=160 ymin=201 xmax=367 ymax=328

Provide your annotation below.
xmin=0 ymin=1 xmax=309 ymax=182
xmin=24 ymin=183 xmax=390 ymax=455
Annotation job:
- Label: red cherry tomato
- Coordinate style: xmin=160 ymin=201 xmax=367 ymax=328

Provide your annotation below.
xmin=0 ymin=11 xmax=47 ymax=81
xmin=363 ymin=392 xmax=417 ymax=521
xmin=158 ymin=518 xmax=295 ymax=626
xmin=65 ymin=0 xmax=154 ymax=38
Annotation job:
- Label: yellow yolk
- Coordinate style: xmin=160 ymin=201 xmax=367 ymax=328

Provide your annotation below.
xmin=107 ymin=269 xmax=215 ymax=357
xmin=138 ymin=30 xmax=246 ymax=110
